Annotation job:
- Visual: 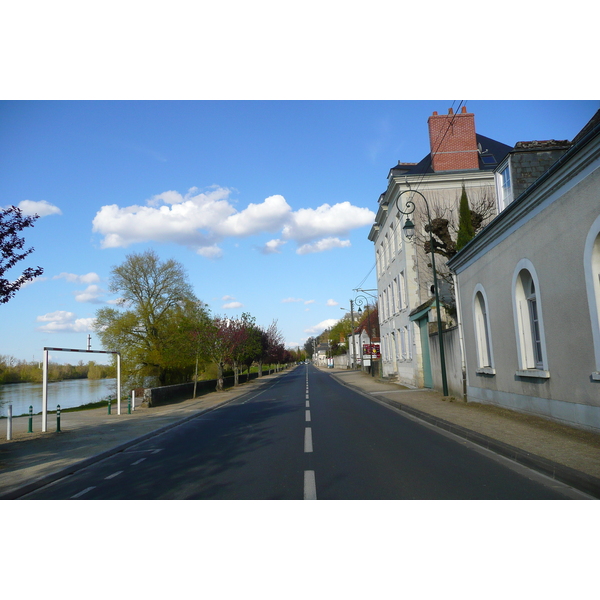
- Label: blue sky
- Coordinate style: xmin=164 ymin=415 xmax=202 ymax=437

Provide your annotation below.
xmin=1 ymin=100 xmax=598 ymax=363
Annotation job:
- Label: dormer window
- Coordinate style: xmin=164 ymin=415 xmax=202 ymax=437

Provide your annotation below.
xmin=497 ymin=163 xmax=513 ymax=211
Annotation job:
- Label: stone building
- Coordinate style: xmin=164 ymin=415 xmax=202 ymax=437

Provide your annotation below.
xmin=368 ymin=107 xmax=512 ymax=388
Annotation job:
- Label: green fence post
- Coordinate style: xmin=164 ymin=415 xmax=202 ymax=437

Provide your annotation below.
xmin=108 ymin=398 xmax=111 ymax=415
xmin=28 ymin=405 xmax=33 ymax=433
xmin=56 ymin=404 xmax=61 ymax=433
xmin=128 ymin=397 xmax=131 ymax=414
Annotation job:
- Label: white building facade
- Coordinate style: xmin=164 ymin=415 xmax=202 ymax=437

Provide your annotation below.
xmin=369 ymin=107 xmax=512 ymax=388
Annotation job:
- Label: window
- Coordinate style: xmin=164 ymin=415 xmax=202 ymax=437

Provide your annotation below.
xmin=584 ymin=216 xmax=600 ymax=378
xmin=399 ymin=271 xmax=406 ymax=309
xmin=513 ymin=262 xmax=548 ymax=375
xmin=526 ymin=280 xmax=543 ymax=369
xmin=473 ymin=286 xmax=493 ymax=371
xmin=392 ymin=278 xmax=400 ymax=315
xmin=498 ymin=163 xmax=513 ymax=211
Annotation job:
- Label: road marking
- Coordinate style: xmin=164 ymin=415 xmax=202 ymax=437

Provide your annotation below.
xmin=304 ymin=427 xmax=313 ymax=452
xmin=304 ymin=470 xmax=317 ymax=500
xmin=131 ymin=458 xmax=146 ymax=465
xmin=151 ymin=449 xmax=163 ymax=454
xmin=105 ymin=471 xmax=123 ymax=480
xmin=305 ymin=401 xmax=310 ymax=407
xmin=71 ymin=486 xmax=96 ymax=499
xmin=306 ymin=394 xmax=309 ymax=400
xmin=305 ymin=410 xmax=311 ymax=422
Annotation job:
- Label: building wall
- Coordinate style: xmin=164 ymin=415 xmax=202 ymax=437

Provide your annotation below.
xmin=455 ymin=160 xmax=600 ymax=431
xmin=374 ymin=175 xmax=496 ymax=386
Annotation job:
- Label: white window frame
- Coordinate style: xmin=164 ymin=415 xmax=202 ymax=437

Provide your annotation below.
xmin=512 ymin=260 xmax=549 ymax=377
xmin=473 ymin=284 xmax=495 ymax=374
xmin=497 ymin=162 xmax=513 ymax=211
xmin=584 ymin=213 xmax=600 ymax=380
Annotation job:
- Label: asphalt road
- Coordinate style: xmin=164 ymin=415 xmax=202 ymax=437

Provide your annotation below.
xmin=22 ymin=364 xmax=585 ymax=499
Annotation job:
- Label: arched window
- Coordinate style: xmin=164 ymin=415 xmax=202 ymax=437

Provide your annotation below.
xmin=473 ymin=285 xmax=493 ymax=371
xmin=513 ymin=261 xmax=548 ymax=375
xmin=584 ymin=215 xmax=600 ymax=378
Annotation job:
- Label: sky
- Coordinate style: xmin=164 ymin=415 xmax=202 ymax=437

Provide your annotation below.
xmin=1 ymin=99 xmax=598 ymax=363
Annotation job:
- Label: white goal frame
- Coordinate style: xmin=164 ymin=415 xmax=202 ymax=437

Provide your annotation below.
xmin=41 ymin=347 xmax=121 ymax=432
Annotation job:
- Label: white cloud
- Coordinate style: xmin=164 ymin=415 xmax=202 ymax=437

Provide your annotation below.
xmin=54 ymin=272 xmax=100 ymax=284
xmin=304 ymin=300 xmax=315 ymax=305
xmin=74 ymin=284 xmax=105 ymax=303
xmin=296 ymin=237 xmax=351 ymax=255
xmin=258 ymin=239 xmax=287 ymax=255
xmin=197 ymin=245 xmax=223 ymax=259
xmin=326 ymin=299 xmax=339 ymax=306
xmin=282 ymin=297 xmax=303 ymax=303
xmin=36 ymin=311 xmax=95 ymax=333
xmin=17 ymin=199 xmax=62 ymax=217
xmin=223 ymin=301 xmax=243 ymax=309
xmin=305 ymin=318 xmax=340 ymax=334
xmin=92 ymin=187 xmax=375 ymax=257
xmin=282 ymin=202 xmax=374 ymax=243
xmin=222 ymin=295 xmax=236 ymax=301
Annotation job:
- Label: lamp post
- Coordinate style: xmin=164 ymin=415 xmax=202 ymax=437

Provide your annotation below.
xmin=354 ymin=293 xmax=375 ymax=375
xmin=395 ymin=189 xmax=449 ymax=396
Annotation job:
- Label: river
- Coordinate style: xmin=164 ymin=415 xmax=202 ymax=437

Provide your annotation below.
xmin=0 ymin=378 xmax=118 ymax=417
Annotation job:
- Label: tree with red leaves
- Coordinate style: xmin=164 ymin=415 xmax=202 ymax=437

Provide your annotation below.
xmin=0 ymin=206 xmax=44 ymax=304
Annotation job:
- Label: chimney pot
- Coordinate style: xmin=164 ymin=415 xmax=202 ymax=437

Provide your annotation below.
xmin=461 ymin=106 xmax=467 ymax=113
xmin=448 ymin=108 xmax=454 ymax=115
xmin=432 ymin=111 xmax=438 ymax=116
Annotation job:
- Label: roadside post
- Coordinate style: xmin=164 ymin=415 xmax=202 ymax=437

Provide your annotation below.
xmin=7 ymin=405 xmax=12 ymax=441
xmin=108 ymin=398 xmax=112 ymax=415
xmin=28 ymin=405 xmax=33 ymax=433
xmin=56 ymin=405 xmax=61 ymax=433
xmin=128 ymin=397 xmax=131 ymax=414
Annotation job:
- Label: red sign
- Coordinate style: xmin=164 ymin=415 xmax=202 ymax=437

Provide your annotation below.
xmin=362 ymin=344 xmax=381 ymax=359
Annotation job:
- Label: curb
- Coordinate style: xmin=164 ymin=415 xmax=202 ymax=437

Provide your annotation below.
xmin=331 ymin=373 xmax=600 ymax=499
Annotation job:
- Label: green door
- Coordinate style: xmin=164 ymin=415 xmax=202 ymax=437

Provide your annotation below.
xmin=418 ymin=317 xmax=433 ymax=388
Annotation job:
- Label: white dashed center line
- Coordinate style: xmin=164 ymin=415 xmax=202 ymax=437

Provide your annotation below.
xmin=105 ymin=471 xmax=123 ymax=480
xmin=304 ymin=471 xmax=317 ymax=500
xmin=131 ymin=458 xmax=146 ymax=466
xmin=71 ymin=486 xmax=96 ymax=499
xmin=305 ymin=410 xmax=311 ymax=422
xmin=304 ymin=427 xmax=313 ymax=453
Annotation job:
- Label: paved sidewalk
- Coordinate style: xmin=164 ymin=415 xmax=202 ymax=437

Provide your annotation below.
xmin=326 ymin=368 xmax=600 ymax=498
xmin=1 ymin=366 xmax=599 ymax=499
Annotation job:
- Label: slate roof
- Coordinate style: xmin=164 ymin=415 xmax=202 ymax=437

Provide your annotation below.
xmin=389 ymin=133 xmax=513 ymax=177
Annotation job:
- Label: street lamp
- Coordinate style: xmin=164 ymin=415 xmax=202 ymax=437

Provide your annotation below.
xmin=354 ymin=293 xmax=376 ymax=375
xmin=395 ymin=189 xmax=449 ymax=396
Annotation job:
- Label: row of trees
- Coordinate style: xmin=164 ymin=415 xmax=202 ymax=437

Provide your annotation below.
xmin=0 ymin=356 xmax=114 ymax=385
xmin=95 ymin=250 xmax=292 ymax=392
xmin=303 ymin=303 xmax=379 ymax=360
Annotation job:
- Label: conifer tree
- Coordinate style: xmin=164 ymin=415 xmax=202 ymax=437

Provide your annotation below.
xmin=456 ymin=184 xmax=475 ymax=251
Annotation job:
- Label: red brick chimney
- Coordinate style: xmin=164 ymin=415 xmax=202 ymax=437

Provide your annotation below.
xmin=427 ymin=106 xmax=479 ymax=172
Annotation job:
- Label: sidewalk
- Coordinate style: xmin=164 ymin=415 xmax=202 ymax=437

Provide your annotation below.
xmin=326 ymin=367 xmax=600 ymax=498
xmin=1 ymin=366 xmax=599 ymax=499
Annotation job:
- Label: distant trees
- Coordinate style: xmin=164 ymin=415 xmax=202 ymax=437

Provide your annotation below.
xmin=95 ymin=250 xmax=292 ymax=392
xmin=0 ymin=206 xmax=44 ymax=304
xmin=0 ymin=355 xmax=113 ymax=384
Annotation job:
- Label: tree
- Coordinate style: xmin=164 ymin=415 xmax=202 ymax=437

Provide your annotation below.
xmin=0 ymin=206 xmax=44 ymax=304
xmin=455 ymin=183 xmax=476 ymax=251
xmin=95 ymin=250 xmax=206 ymax=388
